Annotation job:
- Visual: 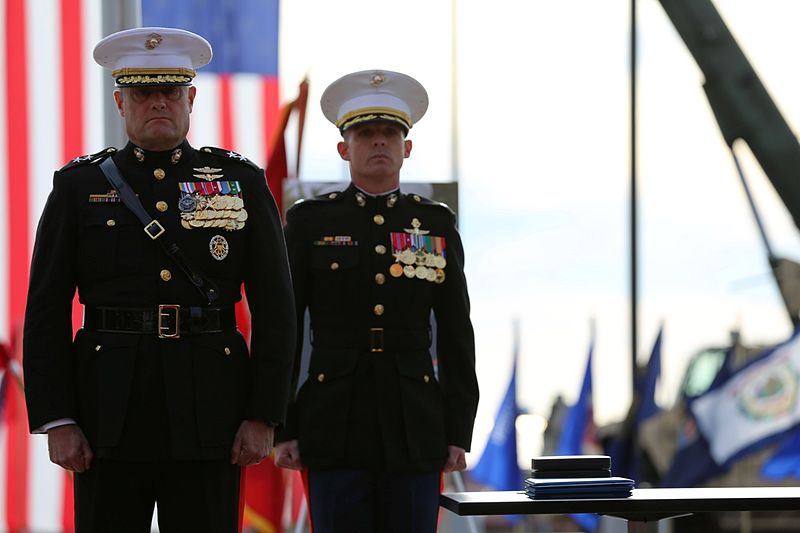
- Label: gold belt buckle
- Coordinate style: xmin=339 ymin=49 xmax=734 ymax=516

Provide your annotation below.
xmin=158 ymin=304 xmax=181 ymax=339
xmin=370 ymin=327 xmax=384 ymax=352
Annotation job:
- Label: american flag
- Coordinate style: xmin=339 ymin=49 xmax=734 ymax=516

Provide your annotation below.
xmin=0 ymin=0 xmax=287 ymax=531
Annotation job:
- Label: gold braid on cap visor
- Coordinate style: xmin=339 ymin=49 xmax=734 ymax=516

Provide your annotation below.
xmin=113 ymin=67 xmax=196 ymax=86
xmin=337 ymin=107 xmax=412 ymax=131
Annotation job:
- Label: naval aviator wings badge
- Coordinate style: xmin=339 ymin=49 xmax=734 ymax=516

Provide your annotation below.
xmin=193 ymin=167 xmax=224 ymax=181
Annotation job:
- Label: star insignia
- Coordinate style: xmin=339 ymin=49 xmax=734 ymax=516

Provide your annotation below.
xmin=227 ymin=151 xmax=246 ymax=161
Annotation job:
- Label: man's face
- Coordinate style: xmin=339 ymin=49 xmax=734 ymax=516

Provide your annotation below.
xmin=337 ymin=120 xmax=411 ymax=182
xmin=113 ymin=85 xmax=195 ymax=151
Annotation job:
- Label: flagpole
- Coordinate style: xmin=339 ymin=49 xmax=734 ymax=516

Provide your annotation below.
xmin=629 ymin=0 xmax=639 ymax=398
xmin=101 ymin=0 xmax=141 ymax=149
xmin=450 ymin=0 xmax=460 ymax=184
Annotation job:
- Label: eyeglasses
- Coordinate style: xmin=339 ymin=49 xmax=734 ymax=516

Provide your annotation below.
xmin=125 ymin=86 xmax=185 ymax=104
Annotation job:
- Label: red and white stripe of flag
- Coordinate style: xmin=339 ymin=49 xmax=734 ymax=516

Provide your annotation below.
xmin=0 ymin=0 xmax=102 ymax=531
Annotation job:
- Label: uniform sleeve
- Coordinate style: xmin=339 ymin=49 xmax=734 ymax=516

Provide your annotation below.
xmin=276 ymin=206 xmax=310 ymax=442
xmin=242 ymin=173 xmax=297 ymax=424
xmin=433 ymin=213 xmax=479 ymax=450
xmin=23 ymin=171 xmax=80 ymax=432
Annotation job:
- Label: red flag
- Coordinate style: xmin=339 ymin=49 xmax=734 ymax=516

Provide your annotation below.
xmin=242 ymin=459 xmax=286 ymax=533
xmin=266 ymin=79 xmax=310 ymax=216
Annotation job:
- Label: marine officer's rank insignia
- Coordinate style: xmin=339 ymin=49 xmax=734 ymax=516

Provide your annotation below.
xmin=209 ymin=235 xmax=229 ymax=260
xmin=88 ymin=189 xmax=121 ymax=203
xmin=193 ymin=167 xmax=224 ymax=181
xmin=389 ymin=218 xmax=446 ymax=283
xmin=178 ymin=180 xmax=248 ymax=231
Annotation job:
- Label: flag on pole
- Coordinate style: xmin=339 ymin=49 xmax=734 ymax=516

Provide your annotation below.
xmin=555 ymin=338 xmax=599 ymax=532
xmin=607 ymin=327 xmax=663 ymax=483
xmin=470 ymin=322 xmax=521 ymax=490
xmin=469 ymin=320 xmax=521 ymax=523
xmin=690 ymin=327 xmax=800 ymax=466
xmin=660 ymin=346 xmax=733 ymax=488
xmin=266 ymin=78 xmax=309 ymax=216
xmin=556 ymin=342 xmax=596 ymax=456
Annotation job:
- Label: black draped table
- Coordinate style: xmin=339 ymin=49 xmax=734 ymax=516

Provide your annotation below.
xmin=440 ymin=487 xmax=800 ymax=532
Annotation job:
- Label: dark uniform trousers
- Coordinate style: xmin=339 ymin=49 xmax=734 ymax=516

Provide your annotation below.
xmin=281 ymin=184 xmax=479 ymax=532
xmin=75 ymin=459 xmax=239 ymax=533
xmin=23 ymin=142 xmax=296 ymax=533
xmin=308 ymin=469 xmax=440 ymax=533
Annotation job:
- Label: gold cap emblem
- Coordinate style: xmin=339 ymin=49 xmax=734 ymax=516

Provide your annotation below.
xmin=370 ymin=73 xmax=386 ymax=86
xmin=145 ymin=33 xmax=163 ymax=49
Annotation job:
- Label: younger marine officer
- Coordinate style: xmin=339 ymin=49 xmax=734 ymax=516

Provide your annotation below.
xmin=276 ymin=70 xmax=479 ymax=533
xmin=23 ymin=27 xmax=295 ymax=533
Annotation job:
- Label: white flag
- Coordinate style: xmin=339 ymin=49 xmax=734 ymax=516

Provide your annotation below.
xmin=691 ymin=329 xmax=800 ymax=465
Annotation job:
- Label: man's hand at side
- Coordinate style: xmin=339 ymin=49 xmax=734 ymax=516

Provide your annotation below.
xmin=443 ymin=445 xmax=467 ymax=473
xmin=48 ymin=424 xmax=93 ymax=473
xmin=231 ymin=420 xmax=274 ymax=467
xmin=274 ymin=440 xmax=303 ymax=470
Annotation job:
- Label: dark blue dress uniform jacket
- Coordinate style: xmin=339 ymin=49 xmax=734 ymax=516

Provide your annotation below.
xmin=22 ymin=141 xmax=296 ymax=461
xmin=282 ymin=184 xmax=479 ymax=472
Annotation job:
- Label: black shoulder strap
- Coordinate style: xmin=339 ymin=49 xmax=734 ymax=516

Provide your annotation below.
xmin=98 ymin=157 xmax=220 ymax=305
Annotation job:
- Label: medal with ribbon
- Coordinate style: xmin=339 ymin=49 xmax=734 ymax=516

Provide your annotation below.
xmin=389 ymin=218 xmax=446 ymax=283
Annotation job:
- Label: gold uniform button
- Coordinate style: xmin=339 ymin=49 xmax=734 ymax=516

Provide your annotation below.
xmin=156 ymin=201 xmax=168 ymax=212
xmin=224 ymin=347 xmax=231 ymax=356
xmin=317 ymin=373 xmax=326 ymax=382
xmin=154 ymin=168 xmax=166 ymax=180
xmin=374 ymin=244 xmax=387 ymax=255
xmin=94 ymin=345 xmax=102 ymax=352
xmin=373 ymin=304 xmax=385 ymax=316
xmin=330 ymin=262 xmax=340 ymax=271
xmin=328 ymin=192 xmax=338 ymax=199
xmin=160 ymin=269 xmax=172 ymax=281
xmin=413 ymin=194 xmax=421 ymax=202
xmin=424 ymin=374 xmax=431 ymax=383
xmin=106 ymin=219 xmax=116 ymax=227
xmin=375 ymin=273 xmax=386 ymax=285
xmin=373 ymin=214 xmax=385 ymax=225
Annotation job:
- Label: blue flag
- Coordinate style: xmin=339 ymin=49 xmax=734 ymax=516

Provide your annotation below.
xmin=762 ymin=426 xmax=800 ymax=479
xmin=637 ymin=328 xmax=662 ymax=424
xmin=555 ymin=341 xmax=599 ymax=532
xmin=556 ymin=343 xmax=594 ymax=456
xmin=470 ymin=323 xmax=522 ymax=523
xmin=470 ymin=358 xmax=520 ymax=490
xmin=660 ymin=345 xmax=733 ymax=487
xmin=607 ymin=327 xmax=663 ymax=483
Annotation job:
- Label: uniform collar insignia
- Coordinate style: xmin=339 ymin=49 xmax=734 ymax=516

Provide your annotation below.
xmin=129 ymin=143 xmax=184 ymax=164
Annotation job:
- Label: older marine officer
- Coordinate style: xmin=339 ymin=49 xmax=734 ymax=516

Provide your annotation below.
xmin=275 ymin=70 xmax=479 ymax=533
xmin=22 ymin=27 xmax=295 ymax=533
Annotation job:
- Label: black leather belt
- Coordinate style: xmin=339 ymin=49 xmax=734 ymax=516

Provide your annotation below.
xmin=84 ymin=305 xmax=236 ymax=339
xmin=312 ymin=327 xmax=431 ymax=353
